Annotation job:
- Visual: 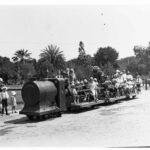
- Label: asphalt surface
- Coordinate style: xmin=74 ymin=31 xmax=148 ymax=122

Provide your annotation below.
xmin=0 ymin=90 xmax=150 ymax=147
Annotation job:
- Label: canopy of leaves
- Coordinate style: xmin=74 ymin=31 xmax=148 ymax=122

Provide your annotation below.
xmin=0 ymin=56 xmax=16 ymax=83
xmin=38 ymin=45 xmax=66 ymax=77
xmin=94 ymin=46 xmax=119 ymax=67
xmin=20 ymin=63 xmax=36 ymax=81
xmin=12 ymin=49 xmax=32 ymax=64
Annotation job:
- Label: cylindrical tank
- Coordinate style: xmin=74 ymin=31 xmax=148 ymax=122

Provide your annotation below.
xmin=21 ymin=80 xmax=58 ymax=115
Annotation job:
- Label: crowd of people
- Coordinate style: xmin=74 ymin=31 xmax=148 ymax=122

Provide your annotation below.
xmin=56 ymin=68 xmax=143 ymax=104
xmin=0 ymin=78 xmax=17 ymax=116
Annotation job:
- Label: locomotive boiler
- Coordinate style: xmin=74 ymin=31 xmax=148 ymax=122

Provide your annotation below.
xmin=20 ymin=78 xmax=68 ymax=120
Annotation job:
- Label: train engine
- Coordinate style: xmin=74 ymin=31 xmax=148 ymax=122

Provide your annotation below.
xmin=20 ymin=78 xmax=67 ymax=120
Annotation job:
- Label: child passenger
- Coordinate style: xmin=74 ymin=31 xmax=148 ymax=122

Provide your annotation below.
xmin=70 ymin=83 xmax=79 ymax=104
xmin=11 ymin=91 xmax=17 ymax=113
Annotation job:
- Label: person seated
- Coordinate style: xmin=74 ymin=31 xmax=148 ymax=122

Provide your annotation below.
xmin=93 ymin=78 xmax=99 ymax=100
xmin=136 ymin=75 xmax=142 ymax=92
xmin=118 ymin=71 xmax=125 ymax=96
xmin=70 ymin=83 xmax=79 ymax=104
xmin=87 ymin=77 xmax=97 ymax=102
xmin=101 ymin=76 xmax=112 ymax=100
xmin=114 ymin=70 xmax=120 ymax=78
xmin=126 ymin=71 xmax=133 ymax=81
xmin=75 ymin=80 xmax=83 ymax=91
xmin=112 ymin=74 xmax=120 ymax=97
xmin=125 ymin=73 xmax=135 ymax=96
xmin=121 ymin=70 xmax=127 ymax=82
xmin=56 ymin=70 xmax=63 ymax=78
xmin=83 ymin=79 xmax=88 ymax=89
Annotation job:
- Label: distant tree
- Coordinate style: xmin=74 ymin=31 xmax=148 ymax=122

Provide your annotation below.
xmin=12 ymin=49 xmax=36 ymax=83
xmin=20 ymin=63 xmax=36 ymax=81
xmin=132 ymin=43 xmax=150 ymax=76
xmin=117 ymin=56 xmax=136 ymax=71
xmin=12 ymin=49 xmax=32 ymax=64
xmin=0 ymin=56 xmax=16 ymax=84
xmin=94 ymin=46 xmax=119 ymax=75
xmin=77 ymin=54 xmax=93 ymax=67
xmin=92 ymin=66 xmax=104 ymax=82
xmin=94 ymin=46 xmax=119 ymax=67
xmin=75 ymin=65 xmax=92 ymax=80
xmin=38 ymin=44 xmax=66 ymax=78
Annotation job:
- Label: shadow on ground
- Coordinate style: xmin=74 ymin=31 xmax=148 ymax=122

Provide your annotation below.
xmin=4 ymin=116 xmax=56 ymax=124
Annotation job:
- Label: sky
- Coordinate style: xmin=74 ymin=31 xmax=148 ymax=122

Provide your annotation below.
xmin=0 ymin=4 xmax=150 ymax=61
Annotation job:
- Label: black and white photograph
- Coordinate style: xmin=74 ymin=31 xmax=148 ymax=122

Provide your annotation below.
xmin=0 ymin=0 xmax=150 ymax=148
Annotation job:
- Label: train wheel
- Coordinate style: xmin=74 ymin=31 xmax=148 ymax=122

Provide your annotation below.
xmin=56 ymin=112 xmax=62 ymax=117
xmin=27 ymin=115 xmax=34 ymax=121
xmin=132 ymin=95 xmax=136 ymax=99
xmin=67 ymin=107 xmax=71 ymax=111
xmin=41 ymin=115 xmax=47 ymax=120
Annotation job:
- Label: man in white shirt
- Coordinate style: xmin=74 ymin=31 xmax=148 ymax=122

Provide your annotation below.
xmin=126 ymin=71 xmax=133 ymax=81
xmin=121 ymin=70 xmax=127 ymax=82
xmin=0 ymin=86 xmax=9 ymax=115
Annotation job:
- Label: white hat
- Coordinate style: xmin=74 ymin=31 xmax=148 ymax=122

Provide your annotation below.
xmin=0 ymin=78 xmax=3 ymax=82
xmin=94 ymin=78 xmax=97 ymax=81
xmin=116 ymin=70 xmax=120 ymax=73
xmin=76 ymin=81 xmax=80 ymax=85
xmin=90 ymin=77 xmax=94 ymax=81
xmin=80 ymin=80 xmax=84 ymax=84
xmin=71 ymin=83 xmax=75 ymax=88
xmin=1 ymin=86 xmax=8 ymax=90
xmin=11 ymin=91 xmax=16 ymax=96
xmin=84 ymin=79 xmax=88 ymax=83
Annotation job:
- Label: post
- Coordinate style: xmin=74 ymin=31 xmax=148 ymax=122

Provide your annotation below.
xmin=145 ymin=79 xmax=148 ymax=90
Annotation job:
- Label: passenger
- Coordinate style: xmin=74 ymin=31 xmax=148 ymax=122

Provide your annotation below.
xmin=87 ymin=77 xmax=97 ymax=101
xmin=80 ymin=80 xmax=84 ymax=86
xmin=0 ymin=78 xmax=4 ymax=114
xmin=56 ymin=70 xmax=63 ymax=78
xmin=118 ymin=71 xmax=125 ymax=96
xmin=94 ymin=78 xmax=98 ymax=86
xmin=66 ymin=68 xmax=70 ymax=77
xmin=75 ymin=81 xmax=82 ymax=91
xmin=94 ymin=78 xmax=99 ymax=99
xmin=113 ymin=73 xmax=121 ymax=97
xmin=136 ymin=75 xmax=143 ymax=92
xmin=69 ymin=68 xmax=77 ymax=84
xmin=126 ymin=71 xmax=134 ymax=95
xmin=122 ymin=70 xmax=127 ymax=82
xmin=126 ymin=71 xmax=133 ymax=81
xmin=83 ymin=79 xmax=88 ymax=89
xmin=70 ymin=83 xmax=79 ymax=104
xmin=64 ymin=79 xmax=72 ymax=97
xmin=0 ymin=86 xmax=9 ymax=115
xmin=114 ymin=70 xmax=120 ymax=78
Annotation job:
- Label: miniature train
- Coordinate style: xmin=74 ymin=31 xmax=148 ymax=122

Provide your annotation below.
xmin=20 ymin=78 xmax=137 ymax=120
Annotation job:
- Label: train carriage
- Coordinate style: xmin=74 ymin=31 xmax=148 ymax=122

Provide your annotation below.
xmin=20 ymin=77 xmax=137 ymax=120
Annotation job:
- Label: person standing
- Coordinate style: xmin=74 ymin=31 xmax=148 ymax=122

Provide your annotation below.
xmin=11 ymin=91 xmax=17 ymax=113
xmin=69 ymin=68 xmax=77 ymax=84
xmin=0 ymin=86 xmax=9 ymax=115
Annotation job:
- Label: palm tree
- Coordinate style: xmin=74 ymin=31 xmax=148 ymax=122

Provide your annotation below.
xmin=12 ymin=49 xmax=32 ymax=83
xmin=39 ymin=44 xmax=66 ymax=76
xmin=12 ymin=49 xmax=31 ymax=64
